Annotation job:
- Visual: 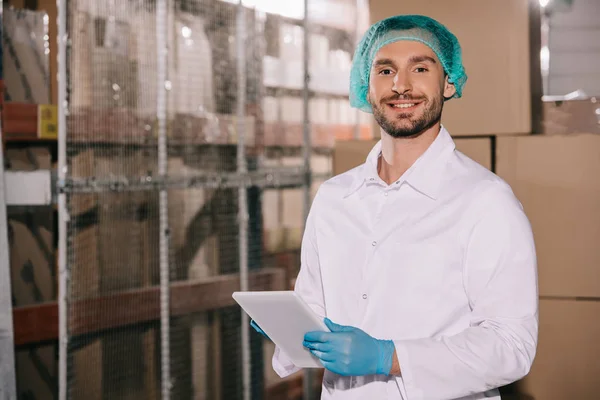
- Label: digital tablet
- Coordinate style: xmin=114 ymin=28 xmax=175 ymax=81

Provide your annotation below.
xmin=232 ymin=290 xmax=329 ymax=368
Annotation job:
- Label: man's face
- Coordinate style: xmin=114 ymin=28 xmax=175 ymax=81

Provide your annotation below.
xmin=368 ymin=40 xmax=456 ymax=138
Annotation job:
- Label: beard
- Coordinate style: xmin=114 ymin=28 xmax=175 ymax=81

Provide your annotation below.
xmin=371 ymin=91 xmax=444 ymax=138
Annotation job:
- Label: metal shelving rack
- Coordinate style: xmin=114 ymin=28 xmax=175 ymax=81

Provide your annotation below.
xmin=0 ymin=104 xmax=18 ymax=400
xmin=1 ymin=0 xmax=368 ymax=399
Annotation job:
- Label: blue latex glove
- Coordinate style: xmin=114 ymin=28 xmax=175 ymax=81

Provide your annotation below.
xmin=250 ymin=319 xmax=270 ymax=340
xmin=303 ymin=318 xmax=395 ymax=376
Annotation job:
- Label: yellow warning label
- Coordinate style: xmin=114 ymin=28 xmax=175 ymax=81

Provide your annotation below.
xmin=38 ymin=104 xmax=58 ymax=139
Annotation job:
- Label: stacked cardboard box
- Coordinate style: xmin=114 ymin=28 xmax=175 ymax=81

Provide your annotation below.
xmin=352 ymin=6 xmax=600 ymax=396
xmin=332 ymin=133 xmax=600 ymax=398
xmin=496 ymin=134 xmax=600 ymax=399
xmin=369 ymin=0 xmax=532 ymax=137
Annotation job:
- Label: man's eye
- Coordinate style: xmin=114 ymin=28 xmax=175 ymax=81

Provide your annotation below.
xmin=379 ymin=69 xmax=393 ymax=75
xmin=415 ymin=67 xmax=428 ymax=73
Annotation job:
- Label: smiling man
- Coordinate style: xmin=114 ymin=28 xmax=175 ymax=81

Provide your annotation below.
xmin=255 ymin=15 xmax=538 ymax=400
xmin=369 ymin=47 xmax=451 ymax=139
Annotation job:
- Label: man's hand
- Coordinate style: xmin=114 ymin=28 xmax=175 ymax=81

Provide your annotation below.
xmin=303 ymin=318 xmax=396 ymax=376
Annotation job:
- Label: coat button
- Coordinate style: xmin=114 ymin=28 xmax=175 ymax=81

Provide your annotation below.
xmin=362 ymin=294 xmax=367 ymax=299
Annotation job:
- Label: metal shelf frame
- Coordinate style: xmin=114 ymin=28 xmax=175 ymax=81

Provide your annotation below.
xmin=0 ymin=0 xmax=365 ymax=399
xmin=0 ymin=96 xmax=18 ymax=400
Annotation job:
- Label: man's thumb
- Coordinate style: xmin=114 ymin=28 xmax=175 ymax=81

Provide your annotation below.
xmin=324 ymin=318 xmax=352 ymax=332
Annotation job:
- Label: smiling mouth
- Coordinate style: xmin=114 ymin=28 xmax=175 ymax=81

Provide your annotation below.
xmin=390 ymin=103 xmax=417 ymax=109
xmin=386 ymin=102 xmax=422 ymax=113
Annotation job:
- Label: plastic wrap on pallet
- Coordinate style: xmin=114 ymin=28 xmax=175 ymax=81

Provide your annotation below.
xmin=541 ymin=99 xmax=600 ymax=135
xmin=264 ymin=23 xmax=350 ymax=95
xmin=70 ymin=5 xmax=215 ymax=118
xmin=2 ymin=7 xmax=51 ymax=104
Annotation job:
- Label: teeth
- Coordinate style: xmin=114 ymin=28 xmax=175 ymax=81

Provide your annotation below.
xmin=393 ymin=103 xmax=416 ymax=109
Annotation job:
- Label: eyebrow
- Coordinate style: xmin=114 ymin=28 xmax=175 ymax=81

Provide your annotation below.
xmin=409 ymin=55 xmax=437 ymax=65
xmin=373 ymin=58 xmax=396 ymax=68
xmin=372 ymin=55 xmax=437 ymax=69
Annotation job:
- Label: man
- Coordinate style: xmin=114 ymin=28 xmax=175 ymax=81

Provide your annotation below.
xmin=254 ymin=14 xmax=538 ymax=399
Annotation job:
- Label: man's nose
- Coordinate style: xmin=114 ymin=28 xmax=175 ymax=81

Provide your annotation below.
xmin=392 ymin=71 xmax=412 ymax=94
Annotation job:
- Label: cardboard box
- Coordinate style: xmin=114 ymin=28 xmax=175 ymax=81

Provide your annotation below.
xmin=496 ymin=134 xmax=600 ymax=298
xmin=333 ymin=137 xmax=492 ymax=176
xmin=332 ymin=139 xmax=375 ymax=176
xmin=369 ymin=0 xmax=531 ymax=136
xmin=454 ymin=137 xmax=493 ymax=171
xmin=515 ymin=298 xmax=600 ymax=400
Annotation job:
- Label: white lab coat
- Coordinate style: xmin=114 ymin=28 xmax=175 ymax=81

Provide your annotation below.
xmin=272 ymin=127 xmax=538 ymax=400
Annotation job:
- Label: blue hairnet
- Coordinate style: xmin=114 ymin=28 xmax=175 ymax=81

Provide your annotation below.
xmin=349 ymin=15 xmax=467 ymax=113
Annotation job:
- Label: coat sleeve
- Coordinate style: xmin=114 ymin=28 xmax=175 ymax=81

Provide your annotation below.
xmin=272 ymin=190 xmax=327 ymax=378
xmin=392 ymin=183 xmax=539 ymax=399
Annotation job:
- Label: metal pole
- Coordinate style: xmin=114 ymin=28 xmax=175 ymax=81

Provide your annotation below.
xmin=57 ymin=0 xmax=69 ymax=398
xmin=156 ymin=0 xmax=171 ymax=399
xmin=302 ymin=0 xmax=312 ymax=222
xmin=0 ymin=56 xmax=18 ymax=399
xmin=302 ymin=0 xmax=314 ymax=398
xmin=236 ymin=2 xmax=251 ymax=400
xmin=540 ymin=10 xmax=550 ymax=96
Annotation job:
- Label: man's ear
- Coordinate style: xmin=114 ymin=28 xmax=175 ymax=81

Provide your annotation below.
xmin=443 ymin=76 xmax=456 ymax=99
